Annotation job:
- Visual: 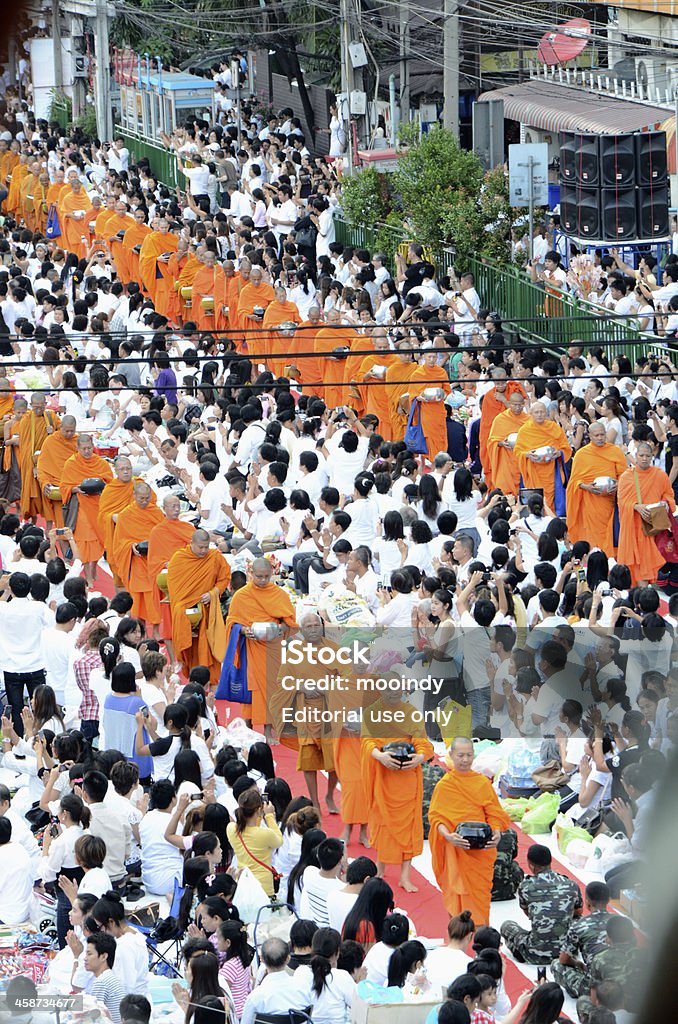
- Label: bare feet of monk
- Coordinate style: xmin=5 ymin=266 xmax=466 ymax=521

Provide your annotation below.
xmin=359 ymin=826 xmax=370 ymax=848
xmin=340 ymin=826 xmax=351 ymax=844
xmin=399 ymin=861 xmax=417 ymax=892
xmin=399 ymin=879 xmax=419 ymax=893
xmin=326 ymin=797 xmax=339 ymax=815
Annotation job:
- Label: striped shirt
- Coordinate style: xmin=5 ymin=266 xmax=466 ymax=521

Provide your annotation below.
xmin=298 ymin=867 xmax=344 ymax=927
xmin=220 ymin=956 xmax=252 ymax=1018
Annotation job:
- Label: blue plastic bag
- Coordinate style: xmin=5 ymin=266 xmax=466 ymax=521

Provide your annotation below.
xmin=404 ymin=398 xmax=428 ymax=455
xmin=45 ymin=203 xmax=61 ymax=239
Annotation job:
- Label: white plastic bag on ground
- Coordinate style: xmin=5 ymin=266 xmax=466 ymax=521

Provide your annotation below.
xmin=233 ymin=866 xmax=269 ymax=924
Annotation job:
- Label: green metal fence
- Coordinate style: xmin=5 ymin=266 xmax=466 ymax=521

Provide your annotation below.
xmin=116 ymin=126 xmax=179 ymax=189
xmin=334 ymin=214 xmax=645 ymax=361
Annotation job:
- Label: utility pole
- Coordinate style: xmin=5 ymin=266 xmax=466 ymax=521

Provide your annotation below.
xmin=399 ymin=0 xmax=410 ymax=126
xmin=94 ymin=0 xmax=113 ymax=139
xmin=442 ymin=0 xmax=459 ymax=139
xmin=340 ymin=0 xmax=355 ymax=171
xmin=52 ymin=0 xmax=62 ymax=96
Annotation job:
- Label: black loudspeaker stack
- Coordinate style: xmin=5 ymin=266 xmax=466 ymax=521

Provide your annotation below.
xmin=559 ymin=131 xmax=669 ymax=242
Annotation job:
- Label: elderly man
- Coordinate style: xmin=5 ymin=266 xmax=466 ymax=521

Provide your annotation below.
xmin=192 ymin=250 xmax=226 ymax=332
xmin=36 ymin=415 xmax=78 ymax=529
xmin=514 ymin=401 xmax=572 ymax=510
xmin=221 ymin=557 xmax=297 ymax=738
xmin=355 ymin=329 xmax=398 ymax=438
xmin=60 ymin=435 xmax=114 ymax=585
xmin=112 ymin=482 xmax=164 ymax=631
xmin=618 ymin=440 xmax=675 ymax=585
xmin=147 ymin=494 xmax=196 ymax=661
xmin=566 ymin=422 xmax=628 ymax=550
xmin=57 ymin=176 xmax=92 ymax=257
xmin=167 ymin=529 xmax=231 ymax=680
xmin=97 ymin=455 xmax=135 ymax=587
xmin=18 ymin=394 xmax=61 ymax=521
xmin=237 ymin=264 xmax=275 ymax=345
xmin=428 ymin=736 xmax=511 ymax=925
xmin=487 ymin=390 xmax=529 ymax=496
xmin=479 ymin=367 xmax=526 ymax=489
xmin=386 ymin=338 xmax=418 ymax=441
xmin=240 ymin=938 xmax=308 ymax=1024
xmin=120 ymin=207 xmax=152 ymax=286
xmin=263 ymin=284 xmax=302 ymax=375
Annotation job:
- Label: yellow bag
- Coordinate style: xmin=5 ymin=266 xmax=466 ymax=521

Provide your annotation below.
xmin=438 ymin=698 xmax=473 ymax=745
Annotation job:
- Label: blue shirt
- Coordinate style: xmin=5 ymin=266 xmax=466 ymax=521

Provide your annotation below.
xmin=102 ymin=694 xmax=153 ymax=778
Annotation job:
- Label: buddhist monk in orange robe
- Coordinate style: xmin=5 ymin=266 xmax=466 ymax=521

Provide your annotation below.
xmin=314 ymin=311 xmax=357 ymax=409
xmin=428 ymin=737 xmax=511 ymax=925
xmin=45 ymin=171 xmax=65 ymax=212
xmin=617 ymin=441 xmax=676 ymax=585
xmin=408 ymin=350 xmax=453 ymax=462
xmin=487 ymin=392 xmax=529 ymax=497
xmin=0 ymin=397 xmax=25 ymax=505
xmin=566 ymin=423 xmax=628 ymax=551
xmin=0 ymin=371 xmax=15 ymax=420
xmin=175 ymin=249 xmax=202 ymax=324
xmin=57 ymin=179 xmax=93 ymax=258
xmin=386 ymin=341 xmax=418 ymax=442
xmin=295 ymin=308 xmax=324 ymax=396
xmin=263 ymin=287 xmax=302 ymax=376
xmin=214 ymin=259 xmax=238 ymax=332
xmin=20 ymin=161 xmax=41 ymax=231
xmin=147 ymin=494 xmax=196 ymax=659
xmin=192 ymin=251 xmax=227 ymax=332
xmin=18 ymin=394 xmax=61 ymax=520
xmin=121 ymin=211 xmax=152 ymax=287
xmin=96 ymin=456 xmax=135 ymax=587
xmin=356 ymin=332 xmax=398 ymax=439
xmin=102 ymin=201 xmax=134 ymax=280
xmin=223 ymin=557 xmax=297 ymax=735
xmin=112 ymin=482 xmax=164 ymax=629
xmin=6 ymin=157 xmax=28 ymax=217
xmin=165 ymin=241 xmax=191 ymax=324
xmin=237 ymin=266 xmax=275 ymax=359
xmin=139 ymin=217 xmax=179 ymax=318
xmin=36 ymin=416 xmax=79 ymax=528
xmin=514 ymin=402 xmax=572 ymax=509
xmin=361 ymin=691 xmax=434 ymax=891
xmin=479 ymin=370 xmax=526 ymax=489
xmin=60 ymin=434 xmax=114 ymax=585
xmin=0 ymin=143 xmax=19 ymax=209
xmin=167 ymin=530 xmax=231 ymax=681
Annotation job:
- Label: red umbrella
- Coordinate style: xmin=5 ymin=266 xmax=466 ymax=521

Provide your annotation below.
xmin=537 ymin=17 xmax=591 ymax=67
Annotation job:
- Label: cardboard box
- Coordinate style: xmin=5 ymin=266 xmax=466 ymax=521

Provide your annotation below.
xmin=352 ymin=994 xmax=441 ymax=1024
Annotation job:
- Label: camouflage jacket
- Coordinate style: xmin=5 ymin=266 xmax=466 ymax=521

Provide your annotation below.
xmin=588 ymin=943 xmax=648 ymax=999
xmin=518 ymin=869 xmax=583 ymax=956
xmin=561 ymin=910 xmax=611 ymax=963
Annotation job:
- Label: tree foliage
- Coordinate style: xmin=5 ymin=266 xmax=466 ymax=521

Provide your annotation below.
xmin=339 ymin=167 xmax=387 ymax=228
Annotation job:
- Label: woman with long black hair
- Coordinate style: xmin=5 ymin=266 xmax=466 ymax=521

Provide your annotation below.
xmin=295 ymin=927 xmax=354 ymax=1024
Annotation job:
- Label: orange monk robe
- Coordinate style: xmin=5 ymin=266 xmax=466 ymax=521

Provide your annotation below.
xmin=18 ymin=410 xmax=61 ymax=518
xmin=121 ymin=223 xmax=152 ymax=287
xmin=138 ymin=232 xmax=179 ymax=318
xmin=97 ymin=479 xmax=135 ymax=580
xmin=344 ymin=335 xmax=371 ymax=417
xmin=94 ymin=208 xmax=114 ymax=239
xmin=487 ymin=409 xmax=530 ymax=497
xmin=314 ymin=325 xmax=358 ymax=409
xmin=356 ymin=353 xmax=398 ymax=440
xmin=164 ymin=252 xmax=188 ymax=324
xmin=57 ymin=189 xmax=93 ymax=258
xmin=263 ymin=299 xmax=302 ymax=376
xmin=112 ymin=500 xmax=165 ymax=624
xmin=386 ymin=361 xmax=418 ymax=442
xmin=192 ymin=263 xmax=227 ymax=332
xmin=147 ymin=519 xmax=196 ymax=639
xmin=479 ymin=383 xmax=526 ymax=489
xmin=175 ymin=254 xmax=202 ymax=324
xmin=33 ymin=180 xmax=49 ymax=236
xmin=360 ymin=699 xmax=434 ymax=864
xmin=409 ymin=364 xmax=452 ymax=461
xmin=0 ymin=152 xmax=19 ymax=200
xmin=60 ymin=453 xmax=114 ymax=563
xmin=45 ymin=181 xmax=63 ymax=208
xmin=566 ymin=442 xmax=628 ymax=551
xmin=0 ymin=381 xmax=15 ymax=420
xmin=514 ymin=419 xmax=572 ymax=509
xmin=36 ymin=430 xmax=78 ymax=527
xmin=293 ymin=321 xmax=322 ymax=396
xmin=6 ymin=162 xmax=28 ymax=216
xmin=428 ymin=767 xmax=511 ymax=926
xmin=102 ymin=212 xmax=133 ymax=279
xmin=224 ymin=581 xmax=297 ymax=725
xmin=20 ymin=172 xmax=39 ymax=230
xmin=167 ymin=547 xmax=231 ymax=681
xmin=617 ymin=466 xmax=676 ymax=585
xmin=333 ymin=734 xmax=369 ymax=824
xmin=238 ymin=282 xmax=276 ymax=359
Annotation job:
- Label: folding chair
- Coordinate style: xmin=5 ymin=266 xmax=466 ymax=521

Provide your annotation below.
xmin=131 ymin=877 xmax=186 ymax=977
xmin=254 ymin=1012 xmax=313 ymax=1024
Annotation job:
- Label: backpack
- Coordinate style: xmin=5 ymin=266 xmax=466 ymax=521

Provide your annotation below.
xmin=491 ymin=829 xmax=524 ymax=901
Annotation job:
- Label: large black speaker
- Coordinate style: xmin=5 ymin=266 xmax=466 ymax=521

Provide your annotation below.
xmin=601 ymin=187 xmax=637 ymax=241
xmin=561 ymin=183 xmax=600 ymax=238
xmin=559 ymin=133 xmax=600 ymax=186
xmin=636 ymin=132 xmax=667 ymax=186
xmin=637 ymin=183 xmax=670 ymax=238
xmin=600 ymin=135 xmax=636 ymax=188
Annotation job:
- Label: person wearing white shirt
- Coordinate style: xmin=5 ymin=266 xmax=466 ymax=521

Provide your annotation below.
xmin=197 ymin=464 xmax=231 ymax=532
xmin=298 ymin=842 xmax=346 ymax=927
xmin=0 ymin=573 xmax=50 ymax=735
xmin=0 ymin=789 xmax=40 ymax=873
xmin=241 ymin=938 xmax=309 ymax=1024
xmin=90 ymin=891 xmax=151 ymax=998
xmin=294 ymin=932 xmax=354 ymax=1024
xmin=269 ymin=186 xmax=298 ymax=244
xmin=232 ymin=411 xmax=267 ymax=473
xmin=107 ymin=139 xmax=130 ymax=174
xmin=324 ymin=429 xmax=369 ymax=498
xmin=179 ymin=154 xmax=210 ymax=199
xmin=0 ymin=820 xmax=33 ymax=926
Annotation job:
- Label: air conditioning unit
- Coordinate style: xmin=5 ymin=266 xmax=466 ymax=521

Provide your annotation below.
xmin=73 ymin=54 xmax=89 ymax=79
xmin=635 ymin=57 xmax=667 ymax=101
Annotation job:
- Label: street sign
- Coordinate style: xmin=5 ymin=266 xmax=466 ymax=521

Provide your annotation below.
xmin=509 ymin=143 xmax=549 ymax=206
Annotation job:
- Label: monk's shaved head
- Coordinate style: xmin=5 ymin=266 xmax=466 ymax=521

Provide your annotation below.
xmin=31 ymin=393 xmax=46 ymax=412
xmin=114 ymin=456 xmax=133 ymax=482
xmin=61 ymin=416 xmax=77 ymax=440
xmin=448 ymin=736 xmax=474 ymax=773
xmin=251 ymin=558 xmax=273 ymax=588
xmin=530 ymin=401 xmax=547 ymax=424
xmin=78 ymin=434 xmax=94 ymax=457
xmin=508 ymin=392 xmax=525 ymax=413
xmin=589 ymin=422 xmax=606 ymax=447
xmin=163 ymin=494 xmax=181 ymax=519
xmin=191 ymin=530 xmax=211 ymax=558
xmin=134 ymin=481 xmax=153 ymax=509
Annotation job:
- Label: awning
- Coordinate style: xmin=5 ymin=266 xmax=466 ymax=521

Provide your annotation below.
xmin=478 ymin=80 xmax=671 ymax=136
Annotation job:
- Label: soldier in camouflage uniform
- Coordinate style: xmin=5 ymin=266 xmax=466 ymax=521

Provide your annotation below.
xmin=550 ymin=881 xmax=611 ymax=996
xmin=576 ymin=916 xmax=647 ymax=1022
xmin=500 ymin=843 xmax=582 ymax=964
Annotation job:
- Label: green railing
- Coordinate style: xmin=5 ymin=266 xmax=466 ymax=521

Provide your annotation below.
xmin=115 ymin=126 xmax=179 ymax=189
xmin=334 ymin=213 xmax=645 ymax=360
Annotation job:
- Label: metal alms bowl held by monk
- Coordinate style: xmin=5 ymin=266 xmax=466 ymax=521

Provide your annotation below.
xmin=251 ymin=621 xmax=283 ymax=641
xmin=530 ymin=445 xmax=558 ymax=463
xmin=186 ymin=606 xmax=203 ymax=630
xmin=594 ymin=476 xmax=616 ymax=493
xmin=135 ymin=541 xmax=149 ymax=556
xmin=506 ymin=433 xmax=518 ymax=449
xmin=156 ymin=569 xmax=169 ymax=594
xmin=382 ymin=741 xmax=416 ymax=767
xmin=277 ymin=322 xmax=297 ymax=336
xmin=421 ymin=387 xmax=445 ymax=402
xmin=455 ymin=821 xmax=493 ymax=848
xmin=79 ymin=477 xmax=107 ymax=495
xmin=45 ymin=485 xmax=63 ymax=501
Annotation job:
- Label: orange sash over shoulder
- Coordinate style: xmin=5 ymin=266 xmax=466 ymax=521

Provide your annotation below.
xmin=617 ymin=465 xmax=676 ymax=585
xmin=61 ymin=453 xmax=114 ymax=563
xmin=147 ymin=519 xmax=197 ymax=638
xmin=18 ymin=410 xmax=61 ymax=519
xmin=566 ymin=442 xmax=628 ymax=550
xmin=112 ymin=500 xmax=164 ymax=624
xmin=487 ymin=409 xmax=529 ymax=497
xmin=514 ymin=419 xmax=572 ymax=508
xmin=36 ymin=430 xmax=78 ymax=526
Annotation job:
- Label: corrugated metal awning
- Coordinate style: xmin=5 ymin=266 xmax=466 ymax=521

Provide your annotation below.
xmin=478 ymin=80 xmax=670 ymax=135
